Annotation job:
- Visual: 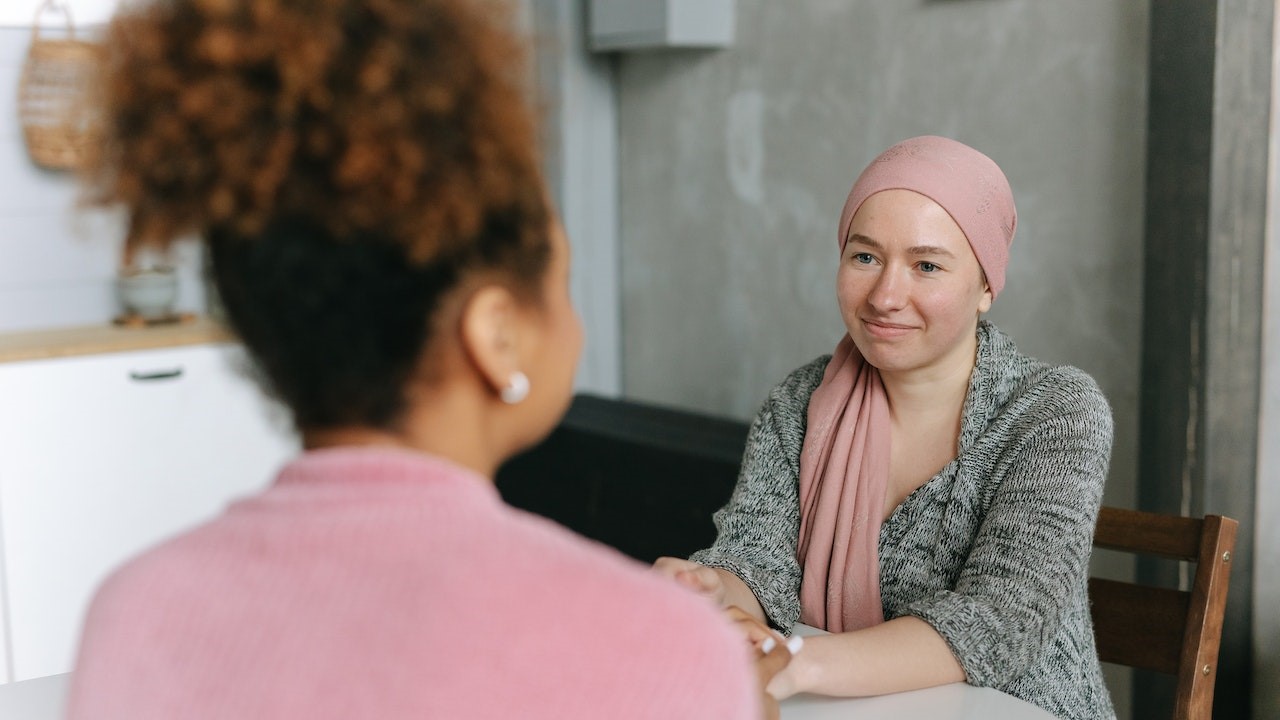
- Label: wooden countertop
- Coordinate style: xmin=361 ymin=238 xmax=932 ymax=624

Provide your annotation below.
xmin=0 ymin=317 xmax=234 ymax=364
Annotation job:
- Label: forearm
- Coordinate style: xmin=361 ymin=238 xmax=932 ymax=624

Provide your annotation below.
xmin=787 ymin=616 xmax=964 ymax=697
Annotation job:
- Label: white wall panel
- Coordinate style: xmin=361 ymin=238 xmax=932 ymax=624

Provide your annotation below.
xmin=0 ymin=1 xmax=120 ymax=29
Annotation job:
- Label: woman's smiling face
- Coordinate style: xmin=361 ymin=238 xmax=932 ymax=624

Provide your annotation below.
xmin=836 ymin=188 xmax=993 ymax=376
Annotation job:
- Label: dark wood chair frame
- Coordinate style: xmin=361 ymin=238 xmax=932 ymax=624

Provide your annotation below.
xmin=1089 ymin=507 xmax=1239 ymax=720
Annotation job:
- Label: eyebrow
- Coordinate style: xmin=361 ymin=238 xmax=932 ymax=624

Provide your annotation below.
xmin=846 ymin=233 xmax=957 ymax=258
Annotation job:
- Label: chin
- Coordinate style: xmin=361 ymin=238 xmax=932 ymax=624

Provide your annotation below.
xmin=852 ymin=333 xmax=905 ymax=358
xmin=855 ymin=345 xmax=918 ymax=374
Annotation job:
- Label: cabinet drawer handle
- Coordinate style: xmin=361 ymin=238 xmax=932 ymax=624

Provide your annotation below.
xmin=129 ymin=368 xmax=184 ymax=382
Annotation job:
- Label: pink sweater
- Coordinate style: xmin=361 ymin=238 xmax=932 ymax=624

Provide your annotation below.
xmin=66 ymin=447 xmax=758 ymax=719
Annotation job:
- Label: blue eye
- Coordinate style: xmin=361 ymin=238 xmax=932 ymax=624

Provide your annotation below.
xmin=852 ymin=253 xmax=875 ymax=264
xmin=918 ymin=262 xmax=939 ymax=273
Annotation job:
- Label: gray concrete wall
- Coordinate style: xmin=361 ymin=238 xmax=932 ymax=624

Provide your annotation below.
xmin=613 ymin=1 xmax=1148 ymax=714
xmin=529 ymin=0 xmax=622 ymax=396
xmin=1257 ymin=129 xmax=1280 ymax=720
xmin=1255 ymin=8 xmax=1280 ymax=716
xmin=616 ymin=0 xmax=1146 ymax=494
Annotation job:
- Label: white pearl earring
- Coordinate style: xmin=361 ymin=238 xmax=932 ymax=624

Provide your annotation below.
xmin=501 ymin=371 xmax=530 ymax=404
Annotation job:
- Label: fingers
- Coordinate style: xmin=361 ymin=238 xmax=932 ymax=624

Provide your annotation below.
xmin=722 ymin=605 xmax=803 ymax=696
xmin=762 ymin=634 xmax=803 ymax=658
xmin=760 ymin=636 xmax=803 ymax=702
xmin=755 ymin=633 xmax=794 ymax=685
xmin=674 ymin=566 xmax=720 ymax=595
xmin=724 ymin=606 xmax=780 ymax=648
xmin=651 ymin=557 xmax=700 ymax=586
xmin=723 ymin=606 xmax=804 ymax=654
xmin=652 ymin=558 xmax=725 ymax=602
xmin=651 ymin=556 xmax=692 ymax=576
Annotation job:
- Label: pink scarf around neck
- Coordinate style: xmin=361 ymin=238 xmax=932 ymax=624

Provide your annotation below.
xmin=796 ymin=334 xmax=890 ymax=633
xmin=796 ymin=135 xmax=1016 ymax=633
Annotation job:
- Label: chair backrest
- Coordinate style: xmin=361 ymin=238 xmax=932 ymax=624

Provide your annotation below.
xmin=1089 ymin=506 xmax=1239 ymax=720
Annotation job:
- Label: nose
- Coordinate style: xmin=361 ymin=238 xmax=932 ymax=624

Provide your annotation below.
xmin=866 ymin=267 xmax=908 ymax=313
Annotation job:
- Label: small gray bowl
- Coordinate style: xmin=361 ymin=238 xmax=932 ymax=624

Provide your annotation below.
xmin=118 ymin=268 xmax=178 ymax=319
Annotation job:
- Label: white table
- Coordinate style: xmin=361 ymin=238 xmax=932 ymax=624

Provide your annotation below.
xmin=0 ymin=673 xmax=66 ymax=720
xmin=3 ymin=646 xmax=1053 ymax=720
xmin=781 ymin=681 xmax=1055 ymax=719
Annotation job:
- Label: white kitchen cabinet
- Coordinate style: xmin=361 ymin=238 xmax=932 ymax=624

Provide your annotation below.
xmin=0 ymin=342 xmax=298 ymax=683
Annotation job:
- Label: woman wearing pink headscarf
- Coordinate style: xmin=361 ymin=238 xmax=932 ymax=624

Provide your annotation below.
xmin=655 ymin=136 xmax=1115 ymax=719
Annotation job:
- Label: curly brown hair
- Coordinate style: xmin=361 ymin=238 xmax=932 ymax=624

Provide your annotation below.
xmin=86 ymin=0 xmax=553 ymax=430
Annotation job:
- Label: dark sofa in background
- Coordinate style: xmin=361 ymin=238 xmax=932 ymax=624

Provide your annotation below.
xmin=495 ymin=394 xmax=750 ymax=563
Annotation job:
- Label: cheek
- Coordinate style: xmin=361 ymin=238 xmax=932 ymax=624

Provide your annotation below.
xmin=918 ymin=283 xmax=981 ymax=332
xmin=554 ymin=295 xmax=583 ymax=368
xmin=835 ymin=266 xmax=865 ymax=312
xmin=568 ymin=305 xmax=584 ymax=361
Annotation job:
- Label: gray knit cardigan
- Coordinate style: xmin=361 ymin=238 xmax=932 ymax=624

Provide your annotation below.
xmin=690 ymin=322 xmax=1116 ymax=720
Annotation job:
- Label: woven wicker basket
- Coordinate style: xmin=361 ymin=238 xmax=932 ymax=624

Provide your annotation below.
xmin=18 ymin=0 xmax=102 ymax=170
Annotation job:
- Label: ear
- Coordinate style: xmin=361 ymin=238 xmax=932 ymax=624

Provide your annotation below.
xmin=977 ymin=283 xmax=993 ymax=314
xmin=458 ymin=284 xmax=522 ymax=398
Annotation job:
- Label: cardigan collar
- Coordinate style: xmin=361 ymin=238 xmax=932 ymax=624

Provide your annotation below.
xmin=957 ymin=320 xmax=1023 ymax=454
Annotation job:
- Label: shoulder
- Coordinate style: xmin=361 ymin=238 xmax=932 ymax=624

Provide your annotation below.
xmin=502 ymin=506 xmax=715 ymax=616
xmin=980 ymin=323 xmax=1112 ymax=431
xmin=1008 ymin=358 xmax=1111 ymax=438
xmin=757 ymin=355 xmax=830 ymax=426
xmin=497 ymin=506 xmax=734 ymax=631
xmin=736 ymin=354 xmax=830 ymax=462
xmin=73 ymin=516 xmax=234 ymax=670
xmin=1019 ymin=364 xmax=1111 ymax=425
xmin=499 ymin=509 xmax=758 ymax=711
xmin=774 ymin=355 xmax=830 ymax=400
xmin=85 ymin=515 xmax=230 ymax=607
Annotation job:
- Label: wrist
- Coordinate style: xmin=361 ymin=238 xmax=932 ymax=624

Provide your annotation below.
xmin=714 ymin=569 xmax=766 ymax=619
xmin=788 ymin=638 xmax=821 ymax=694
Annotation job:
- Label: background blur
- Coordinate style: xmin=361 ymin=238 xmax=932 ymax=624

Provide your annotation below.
xmin=0 ymin=1 xmax=1273 ymax=718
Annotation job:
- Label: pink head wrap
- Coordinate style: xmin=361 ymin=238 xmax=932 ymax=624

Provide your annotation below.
xmin=796 ymin=136 xmax=1016 ymax=633
xmin=838 ymin=135 xmax=1017 ymax=298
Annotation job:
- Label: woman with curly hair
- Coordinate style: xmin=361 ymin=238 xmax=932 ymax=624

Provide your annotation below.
xmin=65 ymin=1 xmax=788 ymax=717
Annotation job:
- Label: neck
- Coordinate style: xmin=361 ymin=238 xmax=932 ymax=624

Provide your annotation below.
xmin=301 ymin=384 xmax=504 ymax=480
xmin=879 ymin=327 xmax=979 ymax=420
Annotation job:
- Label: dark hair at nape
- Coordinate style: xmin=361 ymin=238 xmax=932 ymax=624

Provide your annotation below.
xmin=208 ymin=209 xmax=550 ymax=432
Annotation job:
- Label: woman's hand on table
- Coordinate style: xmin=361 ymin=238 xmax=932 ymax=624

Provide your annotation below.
xmin=723 ymin=606 xmax=797 ymax=720
xmin=762 ymin=617 xmax=965 ymax=698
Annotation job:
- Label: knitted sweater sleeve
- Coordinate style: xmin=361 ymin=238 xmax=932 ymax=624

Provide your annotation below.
xmin=688 ymin=358 xmax=827 ymax=632
xmin=902 ymin=368 xmax=1114 ymax=688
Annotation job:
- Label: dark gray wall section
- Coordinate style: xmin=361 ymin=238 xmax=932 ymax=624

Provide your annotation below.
xmin=1140 ymin=1 xmax=1272 ymax=718
xmin=1257 ymin=34 xmax=1280 ymax=710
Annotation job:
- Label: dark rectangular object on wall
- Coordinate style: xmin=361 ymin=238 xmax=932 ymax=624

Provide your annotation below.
xmin=495 ymin=394 xmax=750 ymax=563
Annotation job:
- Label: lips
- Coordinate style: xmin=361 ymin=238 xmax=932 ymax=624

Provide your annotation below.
xmin=861 ymin=319 xmax=917 ymax=339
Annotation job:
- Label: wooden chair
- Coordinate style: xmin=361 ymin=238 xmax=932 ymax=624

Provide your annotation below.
xmin=1089 ymin=507 xmax=1239 ymax=720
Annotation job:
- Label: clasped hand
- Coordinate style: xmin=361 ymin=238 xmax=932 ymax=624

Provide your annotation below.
xmin=653 ymin=557 xmax=803 ymax=717
xmin=652 ymin=556 xmax=728 ymax=604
